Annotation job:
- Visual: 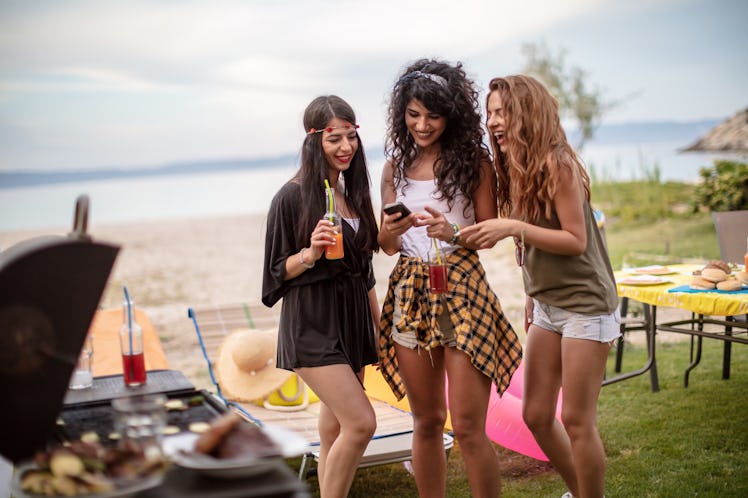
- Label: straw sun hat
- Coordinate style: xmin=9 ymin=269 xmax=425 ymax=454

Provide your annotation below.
xmin=215 ymin=328 xmax=293 ymax=403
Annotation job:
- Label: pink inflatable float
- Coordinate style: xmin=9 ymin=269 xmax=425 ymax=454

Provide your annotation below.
xmin=447 ymin=359 xmax=562 ymax=461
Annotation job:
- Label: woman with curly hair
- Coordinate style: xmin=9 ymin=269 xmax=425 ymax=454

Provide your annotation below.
xmin=460 ymin=75 xmax=619 ymax=498
xmin=263 ymin=95 xmax=380 ymax=498
xmin=378 ymin=58 xmax=522 ymax=498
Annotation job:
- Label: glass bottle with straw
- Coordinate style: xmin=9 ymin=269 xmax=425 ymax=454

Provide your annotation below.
xmin=120 ymin=285 xmax=147 ymax=387
xmin=323 ymin=179 xmax=344 ymax=260
xmin=428 ymin=238 xmax=448 ymax=294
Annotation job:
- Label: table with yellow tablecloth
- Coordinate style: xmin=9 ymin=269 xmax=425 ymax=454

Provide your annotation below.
xmin=610 ymin=264 xmax=748 ymax=390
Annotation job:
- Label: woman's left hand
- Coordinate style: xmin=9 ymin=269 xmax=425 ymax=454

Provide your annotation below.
xmin=458 ymin=219 xmax=513 ymax=249
xmin=415 ymin=206 xmax=452 ymax=241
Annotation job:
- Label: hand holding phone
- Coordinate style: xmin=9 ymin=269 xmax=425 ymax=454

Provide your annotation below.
xmin=383 ymin=201 xmax=412 ymax=218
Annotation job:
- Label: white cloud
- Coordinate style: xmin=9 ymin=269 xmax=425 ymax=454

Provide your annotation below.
xmin=0 ymin=0 xmax=745 ymax=171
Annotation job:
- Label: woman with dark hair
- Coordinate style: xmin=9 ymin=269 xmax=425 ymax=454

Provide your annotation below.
xmin=460 ymin=75 xmax=619 ymax=498
xmin=262 ymin=95 xmax=380 ymax=498
xmin=378 ymin=59 xmax=522 ymax=497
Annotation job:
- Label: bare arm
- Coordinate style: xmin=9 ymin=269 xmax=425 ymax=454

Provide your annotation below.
xmin=368 ymin=287 xmax=380 ymax=348
xmin=283 ymin=218 xmax=338 ymax=280
xmin=459 ymin=162 xmax=587 ymax=255
xmin=377 ymin=161 xmax=416 ymax=255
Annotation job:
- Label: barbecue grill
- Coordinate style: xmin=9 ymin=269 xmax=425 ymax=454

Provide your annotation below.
xmin=0 ymin=196 xmax=119 ymax=463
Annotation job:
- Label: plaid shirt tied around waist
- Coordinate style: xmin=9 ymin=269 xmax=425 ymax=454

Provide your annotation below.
xmin=379 ymin=248 xmax=523 ymax=400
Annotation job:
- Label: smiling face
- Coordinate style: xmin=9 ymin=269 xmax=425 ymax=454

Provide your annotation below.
xmin=404 ymin=98 xmax=446 ymax=150
xmin=486 ymin=90 xmax=506 ymax=154
xmin=321 ymin=117 xmax=359 ymax=178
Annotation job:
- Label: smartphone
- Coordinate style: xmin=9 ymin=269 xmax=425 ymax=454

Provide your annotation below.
xmin=383 ymin=201 xmax=412 ymax=218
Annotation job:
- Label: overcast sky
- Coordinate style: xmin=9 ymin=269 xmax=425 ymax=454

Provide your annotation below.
xmin=0 ymin=0 xmax=746 ymax=172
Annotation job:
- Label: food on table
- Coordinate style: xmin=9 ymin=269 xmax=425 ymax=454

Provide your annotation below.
xmin=700 ymin=268 xmax=728 ymax=283
xmin=717 ymin=279 xmax=742 ymax=291
xmin=163 ymin=399 xmax=188 ymax=411
xmin=188 ymin=421 xmax=211 ymax=434
xmin=20 ymin=440 xmax=167 ymax=496
xmin=80 ymin=432 xmax=99 ymax=444
xmin=161 ymin=425 xmax=180 ymax=436
xmin=187 ymin=395 xmax=205 ymax=406
xmin=193 ymin=412 xmax=281 ymax=460
xmin=735 ymin=271 xmax=748 ymax=285
xmin=704 ymin=260 xmax=731 ymax=274
xmin=690 ymin=276 xmax=716 ymax=290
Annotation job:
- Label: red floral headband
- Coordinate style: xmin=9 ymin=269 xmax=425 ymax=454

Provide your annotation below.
xmin=307 ymin=124 xmax=360 ymax=135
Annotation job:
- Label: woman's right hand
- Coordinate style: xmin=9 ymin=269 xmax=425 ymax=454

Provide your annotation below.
xmin=381 ymin=210 xmax=415 ymax=237
xmin=308 ymin=218 xmax=338 ymax=261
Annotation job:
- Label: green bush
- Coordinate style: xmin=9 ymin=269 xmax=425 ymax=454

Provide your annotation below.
xmin=692 ymin=159 xmax=748 ymax=212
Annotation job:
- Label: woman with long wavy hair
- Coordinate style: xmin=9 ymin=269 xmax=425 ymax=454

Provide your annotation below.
xmin=378 ymin=58 xmax=522 ymax=498
xmin=460 ymin=75 xmax=619 ymax=498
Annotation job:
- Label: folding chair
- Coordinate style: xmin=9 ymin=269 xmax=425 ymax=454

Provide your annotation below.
xmin=187 ymin=302 xmax=454 ymax=480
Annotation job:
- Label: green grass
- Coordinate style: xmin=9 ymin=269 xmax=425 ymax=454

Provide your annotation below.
xmin=288 ymin=340 xmax=748 ymax=497
xmin=591 ymin=180 xmax=721 ymax=269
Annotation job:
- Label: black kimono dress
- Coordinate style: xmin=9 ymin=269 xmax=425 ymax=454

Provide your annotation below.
xmin=262 ymin=182 xmax=378 ymax=373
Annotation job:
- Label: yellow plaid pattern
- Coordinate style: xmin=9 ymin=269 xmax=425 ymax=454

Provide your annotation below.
xmin=379 ymin=248 xmax=523 ymax=400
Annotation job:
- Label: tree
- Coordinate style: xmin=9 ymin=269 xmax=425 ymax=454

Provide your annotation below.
xmin=521 ymin=41 xmax=615 ymax=151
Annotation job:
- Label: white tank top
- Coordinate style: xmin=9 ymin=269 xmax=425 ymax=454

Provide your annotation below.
xmin=396 ymin=178 xmax=474 ymax=259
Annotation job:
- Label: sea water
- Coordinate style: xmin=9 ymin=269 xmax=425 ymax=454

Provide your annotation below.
xmin=0 ymin=142 xmax=734 ymax=232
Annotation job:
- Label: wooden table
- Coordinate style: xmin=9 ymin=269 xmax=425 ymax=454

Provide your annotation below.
xmin=605 ymin=264 xmax=748 ymax=391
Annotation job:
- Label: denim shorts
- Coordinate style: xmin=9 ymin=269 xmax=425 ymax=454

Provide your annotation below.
xmin=532 ymin=298 xmax=621 ymax=343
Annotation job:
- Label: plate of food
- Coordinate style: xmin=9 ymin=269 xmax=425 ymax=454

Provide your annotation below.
xmin=163 ymin=412 xmax=309 ymax=479
xmin=630 ymin=265 xmax=678 ymax=275
xmin=617 ymin=275 xmax=672 ymax=286
xmin=12 ymin=441 xmax=166 ymax=498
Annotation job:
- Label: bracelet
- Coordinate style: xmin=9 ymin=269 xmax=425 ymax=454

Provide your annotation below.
xmin=448 ymin=223 xmax=460 ymax=245
xmin=299 ymin=248 xmax=315 ymax=269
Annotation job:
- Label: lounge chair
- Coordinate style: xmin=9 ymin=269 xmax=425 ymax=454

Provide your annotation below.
xmin=187 ymin=302 xmax=453 ymax=479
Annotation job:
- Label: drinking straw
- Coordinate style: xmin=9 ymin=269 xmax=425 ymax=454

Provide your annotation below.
xmin=324 ymin=179 xmax=334 ymax=221
xmin=432 ymin=238 xmax=442 ymax=264
xmin=123 ymin=285 xmax=133 ymax=354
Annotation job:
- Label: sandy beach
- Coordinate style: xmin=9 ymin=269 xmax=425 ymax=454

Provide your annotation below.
xmin=0 ymin=214 xmax=529 ymax=390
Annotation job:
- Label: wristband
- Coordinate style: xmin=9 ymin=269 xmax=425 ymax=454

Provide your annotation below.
xmin=448 ymin=223 xmax=460 ymax=245
xmin=299 ymin=248 xmax=315 ymax=269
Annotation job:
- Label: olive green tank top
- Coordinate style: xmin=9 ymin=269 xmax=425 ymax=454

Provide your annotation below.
xmin=521 ymin=201 xmax=618 ymax=315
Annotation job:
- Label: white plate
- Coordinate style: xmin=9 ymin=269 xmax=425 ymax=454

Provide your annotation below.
xmin=12 ymin=464 xmax=163 ymax=498
xmin=617 ymin=275 xmax=671 ymax=286
xmin=629 ymin=265 xmax=678 ymax=275
xmin=163 ymin=424 xmax=310 ymax=479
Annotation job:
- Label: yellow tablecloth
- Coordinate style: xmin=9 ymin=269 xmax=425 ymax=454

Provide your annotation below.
xmin=615 ymin=264 xmax=748 ymax=316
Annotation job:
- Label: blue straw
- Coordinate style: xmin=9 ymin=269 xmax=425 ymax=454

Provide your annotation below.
xmin=123 ymin=285 xmax=133 ymax=355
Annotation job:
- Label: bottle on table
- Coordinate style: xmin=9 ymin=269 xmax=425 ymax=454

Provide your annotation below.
xmin=120 ymin=300 xmax=147 ymax=387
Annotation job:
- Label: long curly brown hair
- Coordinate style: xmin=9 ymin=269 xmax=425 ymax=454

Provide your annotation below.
xmin=385 ymin=58 xmax=488 ymax=210
xmin=487 ymin=75 xmax=590 ymax=222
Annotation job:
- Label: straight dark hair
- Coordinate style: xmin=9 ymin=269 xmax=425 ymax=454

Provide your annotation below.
xmin=293 ymin=95 xmax=379 ymax=252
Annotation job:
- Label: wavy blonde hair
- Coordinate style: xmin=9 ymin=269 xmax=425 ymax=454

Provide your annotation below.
xmin=487 ymin=75 xmax=590 ymax=222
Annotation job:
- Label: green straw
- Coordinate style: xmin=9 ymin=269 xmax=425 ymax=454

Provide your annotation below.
xmin=324 ymin=179 xmax=334 ymax=221
xmin=432 ymin=238 xmax=442 ymax=264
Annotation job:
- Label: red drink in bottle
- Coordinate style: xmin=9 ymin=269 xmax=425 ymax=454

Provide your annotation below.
xmin=122 ymin=352 xmax=147 ymax=386
xmin=429 ymin=263 xmax=448 ymax=294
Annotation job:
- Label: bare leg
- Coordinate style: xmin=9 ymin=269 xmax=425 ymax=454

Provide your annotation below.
xmin=522 ymin=325 xmax=579 ymax=495
xmin=296 ymin=365 xmax=375 ymax=498
xmin=561 ymin=338 xmax=609 ymax=498
xmin=395 ymin=343 xmax=447 ymax=498
xmin=315 ymin=402 xmax=340 ymax=490
xmin=445 ymin=347 xmax=500 ymax=498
